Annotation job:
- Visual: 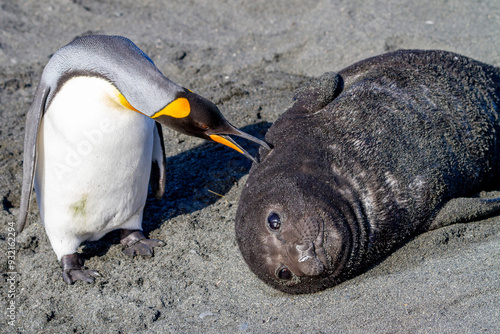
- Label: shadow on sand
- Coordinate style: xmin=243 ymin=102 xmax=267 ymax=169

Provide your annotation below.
xmin=81 ymin=122 xmax=271 ymax=257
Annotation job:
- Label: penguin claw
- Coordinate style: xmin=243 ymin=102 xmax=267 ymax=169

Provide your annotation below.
xmin=62 ymin=269 xmax=100 ymax=285
xmin=120 ymin=230 xmax=165 ymax=257
xmin=60 ymin=253 xmax=100 ymax=285
xmin=122 ymin=239 xmax=164 ymax=257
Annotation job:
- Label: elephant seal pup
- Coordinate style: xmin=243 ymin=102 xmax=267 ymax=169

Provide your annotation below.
xmin=235 ymin=50 xmax=500 ymax=294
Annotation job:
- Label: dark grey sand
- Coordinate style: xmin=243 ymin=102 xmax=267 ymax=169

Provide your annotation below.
xmin=1 ymin=0 xmax=499 ymax=333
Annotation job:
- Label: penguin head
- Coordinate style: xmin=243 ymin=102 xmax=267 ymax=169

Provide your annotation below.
xmin=150 ymin=89 xmax=270 ymax=163
xmin=41 ymin=35 xmax=269 ymax=163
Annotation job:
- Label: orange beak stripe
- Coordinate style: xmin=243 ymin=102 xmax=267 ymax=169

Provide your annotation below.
xmin=209 ymin=134 xmax=244 ymax=154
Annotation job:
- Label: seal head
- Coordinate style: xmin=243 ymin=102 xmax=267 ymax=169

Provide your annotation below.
xmin=236 ymin=157 xmax=370 ymax=293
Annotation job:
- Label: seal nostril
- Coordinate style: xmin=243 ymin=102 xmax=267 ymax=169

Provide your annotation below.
xmin=277 ymin=267 xmax=292 ymax=280
xmin=267 ymin=212 xmax=281 ymax=230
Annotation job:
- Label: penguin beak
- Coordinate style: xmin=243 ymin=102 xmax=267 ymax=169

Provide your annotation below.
xmin=209 ymin=127 xmax=270 ymax=164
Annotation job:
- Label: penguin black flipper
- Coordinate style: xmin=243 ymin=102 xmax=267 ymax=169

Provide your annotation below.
xmin=150 ymin=122 xmax=167 ymax=199
xmin=16 ymin=82 xmax=50 ymax=234
xmin=291 ymin=72 xmax=343 ymax=113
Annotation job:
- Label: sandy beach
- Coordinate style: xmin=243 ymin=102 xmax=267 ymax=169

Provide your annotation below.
xmin=1 ymin=0 xmax=499 ymax=332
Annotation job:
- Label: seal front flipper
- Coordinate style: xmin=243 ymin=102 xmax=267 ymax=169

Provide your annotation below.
xmin=430 ymin=195 xmax=500 ymax=230
xmin=61 ymin=253 xmax=100 ymax=285
xmin=16 ymin=82 xmax=50 ymax=234
xmin=150 ymin=122 xmax=167 ymax=199
xmin=120 ymin=230 xmax=165 ymax=257
xmin=291 ymin=72 xmax=342 ymax=113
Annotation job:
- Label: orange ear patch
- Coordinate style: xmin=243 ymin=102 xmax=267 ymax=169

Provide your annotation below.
xmin=118 ymin=93 xmax=140 ymax=112
xmin=152 ymin=97 xmax=191 ymax=119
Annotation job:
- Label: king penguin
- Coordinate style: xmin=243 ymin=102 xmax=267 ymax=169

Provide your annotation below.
xmin=16 ymin=35 xmax=269 ymax=284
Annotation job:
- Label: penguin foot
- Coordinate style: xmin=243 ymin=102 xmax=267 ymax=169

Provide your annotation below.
xmin=61 ymin=253 xmax=100 ymax=285
xmin=120 ymin=230 xmax=165 ymax=257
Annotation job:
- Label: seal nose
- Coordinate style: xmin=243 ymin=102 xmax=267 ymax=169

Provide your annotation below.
xmin=295 ymin=242 xmax=325 ymax=276
xmin=296 ymin=242 xmax=315 ymax=262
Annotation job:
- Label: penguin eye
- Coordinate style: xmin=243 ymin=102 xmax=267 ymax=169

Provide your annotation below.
xmin=200 ymin=123 xmax=209 ymax=130
xmin=277 ymin=267 xmax=292 ymax=280
xmin=267 ymin=213 xmax=281 ymax=230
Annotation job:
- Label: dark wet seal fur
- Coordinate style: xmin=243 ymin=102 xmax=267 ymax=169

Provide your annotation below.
xmin=235 ymin=50 xmax=500 ymax=294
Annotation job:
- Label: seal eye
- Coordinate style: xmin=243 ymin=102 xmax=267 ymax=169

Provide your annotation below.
xmin=267 ymin=213 xmax=281 ymax=230
xmin=277 ymin=267 xmax=292 ymax=280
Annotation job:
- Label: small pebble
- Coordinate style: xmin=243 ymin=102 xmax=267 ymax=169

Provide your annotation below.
xmin=199 ymin=311 xmax=214 ymax=319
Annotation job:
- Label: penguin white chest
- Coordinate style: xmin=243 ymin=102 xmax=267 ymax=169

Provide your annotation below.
xmin=34 ymin=76 xmax=155 ymax=257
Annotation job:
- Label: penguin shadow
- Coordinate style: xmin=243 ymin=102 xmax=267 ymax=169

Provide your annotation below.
xmin=80 ymin=122 xmax=272 ymax=258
